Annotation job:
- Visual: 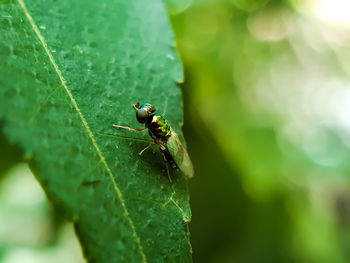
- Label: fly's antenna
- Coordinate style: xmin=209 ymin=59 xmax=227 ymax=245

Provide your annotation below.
xmin=133 ymin=102 xmax=140 ymax=110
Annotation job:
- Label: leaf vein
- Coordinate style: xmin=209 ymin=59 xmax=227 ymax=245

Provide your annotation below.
xmin=17 ymin=0 xmax=147 ymax=262
xmin=29 ymin=84 xmax=61 ymax=122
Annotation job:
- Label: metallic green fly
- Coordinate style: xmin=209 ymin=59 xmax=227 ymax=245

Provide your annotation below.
xmin=112 ymin=102 xmax=194 ymax=180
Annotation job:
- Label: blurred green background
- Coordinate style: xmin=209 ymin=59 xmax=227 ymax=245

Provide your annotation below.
xmin=1 ymin=0 xmax=350 ymax=262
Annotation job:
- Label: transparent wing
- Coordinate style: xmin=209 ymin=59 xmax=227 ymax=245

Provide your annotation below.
xmin=167 ymin=128 xmax=194 ymax=179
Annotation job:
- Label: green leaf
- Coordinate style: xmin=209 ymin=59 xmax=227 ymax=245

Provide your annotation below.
xmin=0 ymin=0 xmax=192 ymax=262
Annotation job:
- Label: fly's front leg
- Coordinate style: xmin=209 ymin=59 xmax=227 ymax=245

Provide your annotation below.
xmin=112 ymin=124 xmax=147 ymax=132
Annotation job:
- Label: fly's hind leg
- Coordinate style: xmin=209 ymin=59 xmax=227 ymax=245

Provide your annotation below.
xmin=112 ymin=124 xmax=147 ymax=132
xmin=162 ymin=154 xmax=172 ymax=183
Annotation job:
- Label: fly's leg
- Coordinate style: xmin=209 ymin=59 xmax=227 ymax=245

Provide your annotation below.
xmin=138 ymin=142 xmax=155 ymax=156
xmin=162 ymin=154 xmax=172 ymax=183
xmin=112 ymin=124 xmax=146 ymax=132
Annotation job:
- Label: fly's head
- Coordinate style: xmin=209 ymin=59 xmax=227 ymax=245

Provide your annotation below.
xmin=133 ymin=102 xmax=156 ymax=123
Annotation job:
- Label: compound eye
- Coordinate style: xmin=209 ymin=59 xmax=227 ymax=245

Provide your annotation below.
xmin=136 ymin=109 xmax=148 ymax=123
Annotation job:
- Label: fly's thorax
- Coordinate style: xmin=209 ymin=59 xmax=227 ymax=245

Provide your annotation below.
xmin=146 ymin=115 xmax=171 ymax=139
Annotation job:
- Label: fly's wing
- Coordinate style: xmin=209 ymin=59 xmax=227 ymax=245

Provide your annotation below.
xmin=166 ymin=128 xmax=194 ymax=178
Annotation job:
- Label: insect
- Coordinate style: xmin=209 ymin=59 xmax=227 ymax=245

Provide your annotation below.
xmin=112 ymin=102 xmax=194 ymax=180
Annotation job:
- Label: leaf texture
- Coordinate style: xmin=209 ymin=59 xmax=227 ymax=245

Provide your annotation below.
xmin=0 ymin=0 xmax=192 ymax=262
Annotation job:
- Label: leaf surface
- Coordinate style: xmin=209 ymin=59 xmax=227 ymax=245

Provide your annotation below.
xmin=0 ymin=0 xmax=192 ymax=262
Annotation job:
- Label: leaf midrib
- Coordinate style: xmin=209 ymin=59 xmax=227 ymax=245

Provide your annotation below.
xmin=17 ymin=0 xmax=147 ymax=261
